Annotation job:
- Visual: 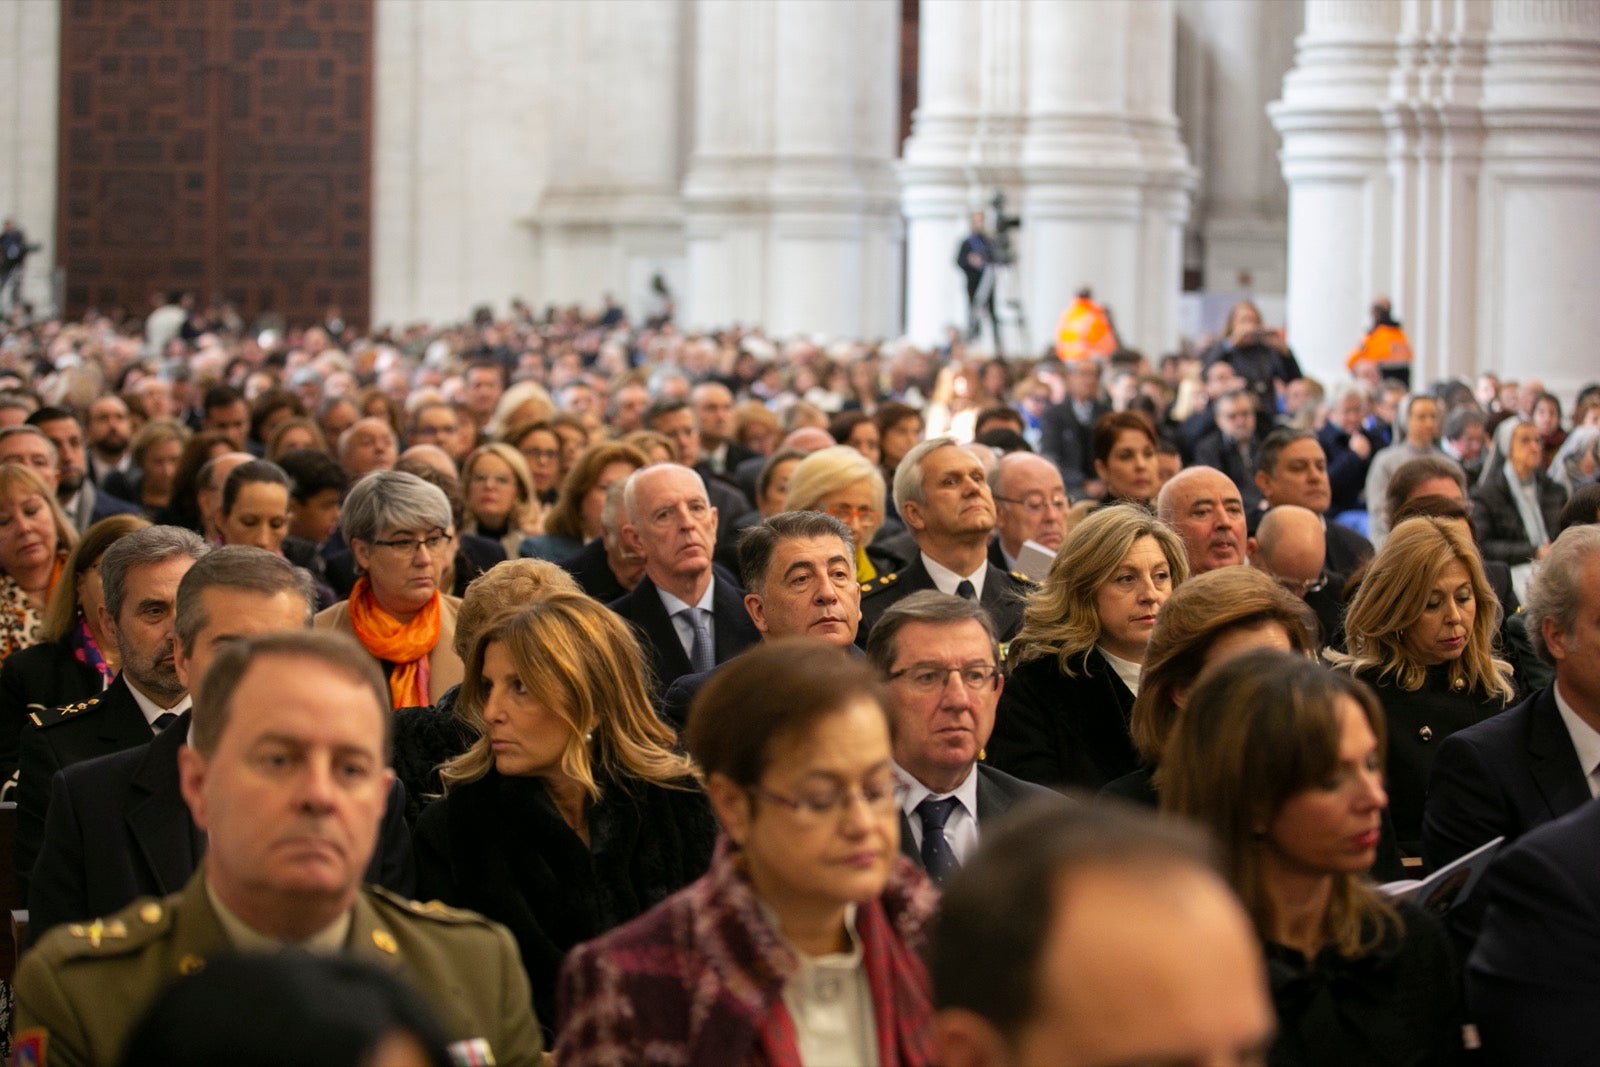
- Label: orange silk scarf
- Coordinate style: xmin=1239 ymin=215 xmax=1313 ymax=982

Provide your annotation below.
xmin=345 ymin=577 xmax=440 ymax=709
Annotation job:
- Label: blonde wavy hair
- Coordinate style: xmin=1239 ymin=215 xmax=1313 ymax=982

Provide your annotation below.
xmin=1327 ymin=517 xmax=1514 ymax=703
xmin=1008 ymin=504 xmax=1188 ymax=676
xmin=439 ymin=593 xmax=698 ymax=800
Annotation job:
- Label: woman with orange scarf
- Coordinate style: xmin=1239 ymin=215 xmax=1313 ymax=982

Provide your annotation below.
xmin=0 ymin=464 xmax=76 ymax=666
xmin=314 ymin=470 xmax=463 ymax=708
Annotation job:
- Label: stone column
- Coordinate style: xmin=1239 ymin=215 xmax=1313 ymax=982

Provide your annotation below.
xmin=900 ymin=0 xmax=1193 ymax=357
xmin=1270 ymin=0 xmax=1400 ymax=380
xmin=0 ymin=0 xmax=59 ymax=314
xmin=682 ymin=0 xmax=901 ymax=340
xmin=1382 ymin=0 xmax=1488 ymax=384
xmin=1477 ymin=0 xmax=1600 ymax=401
xmin=532 ymin=0 xmax=688 ymax=321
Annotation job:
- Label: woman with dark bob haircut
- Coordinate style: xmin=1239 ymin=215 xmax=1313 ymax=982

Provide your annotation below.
xmin=555 ymin=639 xmax=937 ymax=1067
xmin=1162 ymin=650 xmax=1463 ymax=1066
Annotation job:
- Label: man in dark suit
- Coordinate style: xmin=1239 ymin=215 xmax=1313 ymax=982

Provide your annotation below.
xmin=608 ymin=464 xmax=760 ymax=693
xmin=988 ymin=452 xmax=1067 ymax=574
xmin=1037 ymin=360 xmax=1108 ymax=497
xmin=26 ymin=547 xmax=414 ymax=942
xmin=646 ymin=397 xmax=756 ymax=546
xmin=859 ymin=438 xmax=1033 ymax=645
xmin=1468 ymin=796 xmax=1600 ymax=1066
xmin=865 ymin=590 xmax=1050 ymax=886
xmin=1193 ymin=389 xmax=1263 ymax=513
xmin=27 ymin=408 xmax=142 ymax=532
xmin=1249 ymin=427 xmax=1374 ymax=576
xmin=1423 ymin=525 xmax=1600 ymax=873
xmin=14 ymin=526 xmax=210 ymax=896
xmin=690 ymin=382 xmax=757 ymax=479
xmin=660 ymin=512 xmax=862 ymax=727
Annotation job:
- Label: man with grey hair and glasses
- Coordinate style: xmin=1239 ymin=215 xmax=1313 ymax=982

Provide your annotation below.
xmin=866 ymin=590 xmax=1048 ymax=887
xmin=14 ymin=525 xmax=210 ymax=895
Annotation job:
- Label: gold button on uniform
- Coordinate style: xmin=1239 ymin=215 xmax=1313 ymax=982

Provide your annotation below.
xmin=1418 ymin=726 xmax=1433 ymax=742
xmin=177 ymin=954 xmax=205 ymax=975
xmin=372 ymin=930 xmax=398 ymax=955
xmin=139 ymin=904 xmax=162 ymax=925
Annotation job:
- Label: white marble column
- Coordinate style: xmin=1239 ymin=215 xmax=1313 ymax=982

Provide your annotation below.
xmin=682 ymin=0 xmax=901 ymax=340
xmin=901 ymin=0 xmax=1193 ymax=357
xmin=1270 ymin=0 xmax=1401 ymax=381
xmin=531 ymin=0 xmax=688 ymax=321
xmin=1382 ymin=0 xmax=1488 ymax=384
xmin=0 ymin=0 xmax=59 ymax=314
xmin=1477 ymin=0 xmax=1600 ymax=402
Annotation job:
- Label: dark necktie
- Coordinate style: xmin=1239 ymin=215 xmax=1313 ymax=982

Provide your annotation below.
xmin=917 ymin=796 xmax=962 ymax=886
xmin=152 ymin=712 xmax=179 ymax=733
xmin=955 ymin=579 xmax=976 ymax=601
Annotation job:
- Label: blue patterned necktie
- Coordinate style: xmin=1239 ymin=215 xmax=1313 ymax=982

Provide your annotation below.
xmin=682 ymin=607 xmax=715 ymax=673
xmin=917 ymin=795 xmax=962 ymax=886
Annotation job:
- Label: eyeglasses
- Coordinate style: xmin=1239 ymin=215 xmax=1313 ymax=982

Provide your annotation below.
xmin=1272 ymin=572 xmax=1328 ymax=596
xmin=995 ymin=493 xmax=1068 ymax=515
xmin=887 ymin=663 xmax=1000 ymax=693
xmin=824 ymin=503 xmax=879 ymax=523
xmin=748 ymin=778 xmax=899 ymax=820
xmin=369 ymin=532 xmax=451 ymax=555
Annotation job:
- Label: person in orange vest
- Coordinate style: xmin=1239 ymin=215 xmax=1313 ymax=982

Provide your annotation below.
xmin=1348 ymin=298 xmax=1413 ymax=386
xmin=1056 ymin=288 xmax=1119 ymax=362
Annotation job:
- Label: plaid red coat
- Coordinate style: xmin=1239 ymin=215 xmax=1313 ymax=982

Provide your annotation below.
xmin=554 ymin=835 xmax=939 ymax=1067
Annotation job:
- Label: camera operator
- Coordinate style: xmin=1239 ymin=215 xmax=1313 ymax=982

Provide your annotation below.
xmin=1200 ymin=300 xmax=1302 ymax=435
xmin=954 ymin=211 xmax=1002 ymax=357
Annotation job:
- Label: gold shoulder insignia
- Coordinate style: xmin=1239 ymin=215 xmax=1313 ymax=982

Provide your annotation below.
xmin=369 ymin=886 xmax=491 ymax=927
xmin=860 ymin=571 xmax=901 ymax=597
xmin=1010 ymin=571 xmax=1037 ymax=586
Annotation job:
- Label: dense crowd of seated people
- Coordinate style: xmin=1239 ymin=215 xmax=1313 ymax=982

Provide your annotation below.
xmin=0 ymin=292 xmax=1593 ymax=1064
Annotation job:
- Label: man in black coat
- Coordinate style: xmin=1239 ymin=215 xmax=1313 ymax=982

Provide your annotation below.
xmin=608 ymin=464 xmax=760 ymax=693
xmin=25 ymin=546 xmax=416 ymax=942
xmin=1468 ymin=796 xmax=1600 ymax=1066
xmin=14 ymin=526 xmax=210 ymax=897
xmin=1037 ymin=360 xmax=1108 ymax=497
xmin=1423 ymin=525 xmax=1600 ymax=872
xmin=858 ymin=438 xmax=1033 ymax=645
xmin=865 ymin=591 xmax=1051 ymax=886
xmin=27 ymin=407 xmax=142 ymax=533
xmin=1248 ymin=427 xmax=1374 ymax=576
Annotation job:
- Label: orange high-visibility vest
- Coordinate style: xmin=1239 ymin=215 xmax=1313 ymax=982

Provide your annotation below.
xmin=1056 ymin=298 xmax=1117 ymax=362
xmin=1347 ymin=323 xmax=1412 ymax=371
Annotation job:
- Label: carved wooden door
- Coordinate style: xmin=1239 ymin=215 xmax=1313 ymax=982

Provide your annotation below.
xmin=58 ymin=0 xmax=372 ymax=329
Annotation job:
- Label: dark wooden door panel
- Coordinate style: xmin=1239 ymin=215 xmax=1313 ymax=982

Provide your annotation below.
xmin=58 ymin=0 xmax=371 ymax=329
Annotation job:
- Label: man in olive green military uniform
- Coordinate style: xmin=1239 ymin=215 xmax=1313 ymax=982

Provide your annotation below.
xmin=13 ymin=630 xmax=543 ymax=1067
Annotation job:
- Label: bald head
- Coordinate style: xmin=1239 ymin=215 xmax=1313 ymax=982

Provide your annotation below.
xmin=1250 ymin=505 xmax=1326 ymax=599
xmin=780 ymin=426 xmax=835 ymax=454
xmin=1157 ymin=466 xmax=1247 ymax=573
xmin=992 ymin=452 xmax=1068 ymax=557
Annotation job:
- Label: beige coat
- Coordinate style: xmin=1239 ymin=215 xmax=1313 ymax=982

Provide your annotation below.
xmin=314 ymin=594 xmax=464 ymax=704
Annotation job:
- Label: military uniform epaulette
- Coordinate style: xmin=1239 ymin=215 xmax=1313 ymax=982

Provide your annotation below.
xmin=36 ymin=898 xmax=175 ymax=964
xmin=367 ymin=885 xmax=500 ymax=929
xmin=1008 ymin=571 xmax=1037 ymax=587
xmin=859 ymin=571 xmax=901 ymax=598
xmin=28 ymin=696 xmax=103 ymax=730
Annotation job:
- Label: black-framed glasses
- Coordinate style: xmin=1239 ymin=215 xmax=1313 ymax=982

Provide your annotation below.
xmin=747 ymin=779 xmax=898 ymax=820
xmin=887 ymin=663 xmax=1000 ymax=693
xmin=369 ymin=532 xmax=451 ymax=555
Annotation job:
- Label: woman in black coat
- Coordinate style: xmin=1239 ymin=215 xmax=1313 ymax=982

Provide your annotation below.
xmin=987 ymin=505 xmax=1188 ymax=790
xmin=1328 ymin=517 xmax=1516 ymax=853
xmin=412 ymin=593 xmax=716 ymax=1043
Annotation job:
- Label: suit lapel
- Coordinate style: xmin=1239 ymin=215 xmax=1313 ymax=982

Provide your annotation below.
xmin=632 ymin=576 xmax=693 ymax=682
xmin=126 ymin=711 xmax=203 ymax=895
xmin=1527 ymin=687 xmax=1592 ymax=819
xmin=898 ymin=811 xmax=922 ymax=868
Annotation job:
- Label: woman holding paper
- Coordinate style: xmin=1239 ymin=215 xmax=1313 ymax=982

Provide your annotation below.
xmin=1162 ymin=649 xmax=1464 ymax=1066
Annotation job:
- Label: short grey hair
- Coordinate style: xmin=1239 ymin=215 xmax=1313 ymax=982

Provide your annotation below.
xmin=340 ymin=469 xmax=453 ymax=544
xmin=892 ymin=436 xmax=961 ymax=514
xmin=1525 ymin=525 xmax=1600 ymax=665
xmin=1326 ymin=380 xmax=1371 ymax=409
xmin=865 ymin=589 xmax=1000 ymax=677
xmin=0 ymin=425 xmax=59 ymax=463
xmin=174 ymin=546 xmax=315 ymax=655
xmin=102 ymin=525 xmax=211 ymax=623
